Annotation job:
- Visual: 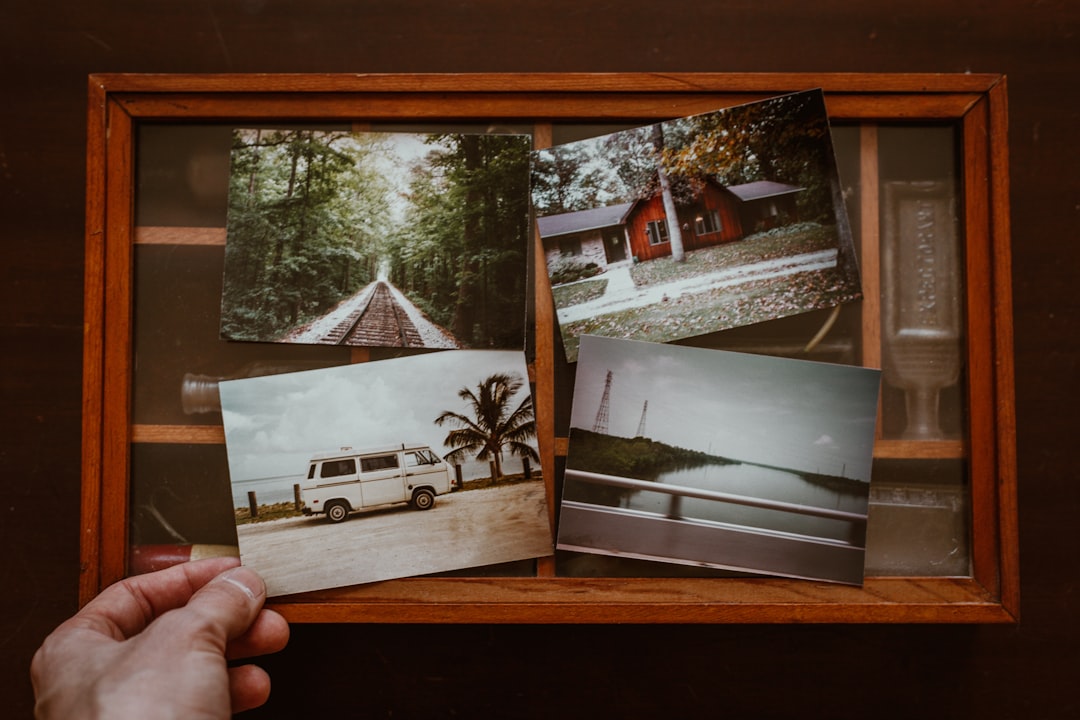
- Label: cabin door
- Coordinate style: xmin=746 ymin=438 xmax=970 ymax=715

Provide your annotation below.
xmin=603 ymin=229 xmax=627 ymax=263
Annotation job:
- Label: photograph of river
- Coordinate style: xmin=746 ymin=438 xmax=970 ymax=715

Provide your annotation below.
xmin=557 ymin=335 xmax=881 ymax=585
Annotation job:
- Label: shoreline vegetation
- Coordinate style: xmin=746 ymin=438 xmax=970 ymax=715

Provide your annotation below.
xmin=234 ymin=472 xmax=540 ymax=525
xmin=565 ymin=429 xmax=865 ymax=505
xmin=566 ymin=429 xmax=732 ymax=479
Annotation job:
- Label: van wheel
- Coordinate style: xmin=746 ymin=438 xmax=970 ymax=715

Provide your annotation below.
xmin=412 ymin=489 xmax=435 ymax=510
xmin=325 ymin=500 xmax=350 ymax=523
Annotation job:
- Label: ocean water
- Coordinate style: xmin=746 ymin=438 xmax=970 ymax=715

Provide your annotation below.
xmin=231 ymin=455 xmax=532 ymax=508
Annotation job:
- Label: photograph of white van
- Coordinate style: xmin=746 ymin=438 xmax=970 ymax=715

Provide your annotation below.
xmin=301 ymin=443 xmax=454 ymax=522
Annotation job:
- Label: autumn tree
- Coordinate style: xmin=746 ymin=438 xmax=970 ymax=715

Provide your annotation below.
xmin=661 ymin=91 xmax=836 ymax=224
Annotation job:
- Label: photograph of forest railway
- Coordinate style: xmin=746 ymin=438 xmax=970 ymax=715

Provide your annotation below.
xmin=532 ymin=89 xmax=863 ymax=362
xmin=220 ymin=129 xmax=531 ymax=349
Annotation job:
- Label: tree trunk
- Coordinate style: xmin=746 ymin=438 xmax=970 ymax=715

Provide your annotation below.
xmin=246 ymin=128 xmax=262 ymax=207
xmin=451 ymin=136 xmax=484 ymax=344
xmin=829 ymin=170 xmax=859 ymax=279
xmin=652 ymin=124 xmax=686 ymax=262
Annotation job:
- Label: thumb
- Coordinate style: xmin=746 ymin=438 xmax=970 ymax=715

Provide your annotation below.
xmin=169 ymin=566 xmax=267 ymax=646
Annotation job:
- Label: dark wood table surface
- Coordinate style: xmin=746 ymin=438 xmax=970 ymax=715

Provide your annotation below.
xmin=2 ymin=1 xmax=1076 ymax=717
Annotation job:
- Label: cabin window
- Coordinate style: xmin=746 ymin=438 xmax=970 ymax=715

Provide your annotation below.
xmin=560 ymin=237 xmax=582 ymax=256
xmin=695 ymin=210 xmax=722 ymax=235
xmin=645 ymin=220 xmax=669 ymax=245
xmin=320 ymin=459 xmax=356 ymax=479
xmin=361 ymin=453 xmax=400 ymax=472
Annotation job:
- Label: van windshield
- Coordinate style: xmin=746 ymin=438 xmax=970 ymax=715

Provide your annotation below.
xmin=406 ymin=449 xmax=439 ymax=466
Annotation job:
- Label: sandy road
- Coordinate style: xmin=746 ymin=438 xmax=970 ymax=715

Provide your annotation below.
xmin=238 ymin=481 xmax=553 ymax=597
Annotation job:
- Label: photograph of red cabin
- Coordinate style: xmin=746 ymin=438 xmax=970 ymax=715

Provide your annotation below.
xmin=530 ymin=89 xmax=863 ymax=362
xmin=539 ymin=179 xmax=803 ymax=270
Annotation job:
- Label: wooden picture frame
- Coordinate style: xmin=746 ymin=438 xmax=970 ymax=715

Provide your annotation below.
xmin=82 ymin=73 xmax=1017 ymax=623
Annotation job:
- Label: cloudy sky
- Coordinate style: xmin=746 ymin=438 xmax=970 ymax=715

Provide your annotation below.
xmin=219 ymin=350 xmax=534 ymax=483
xmin=570 ymin=336 xmax=881 ymax=482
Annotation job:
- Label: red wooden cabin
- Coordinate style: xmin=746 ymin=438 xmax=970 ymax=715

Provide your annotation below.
xmin=539 ymin=179 xmax=803 ymax=270
xmin=627 ymin=179 xmax=803 ymax=262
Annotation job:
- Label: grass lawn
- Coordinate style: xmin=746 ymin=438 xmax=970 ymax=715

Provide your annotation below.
xmin=552 ymin=278 xmax=608 ymax=307
xmin=559 ymin=265 xmax=860 ymax=361
xmin=235 ymin=502 xmax=303 ymax=525
xmin=630 ymin=222 xmax=838 ymax=288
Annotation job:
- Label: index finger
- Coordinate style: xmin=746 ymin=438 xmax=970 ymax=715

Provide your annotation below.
xmin=68 ymin=557 xmax=242 ymax=641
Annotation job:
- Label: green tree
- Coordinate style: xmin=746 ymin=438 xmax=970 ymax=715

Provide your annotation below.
xmin=386 ymin=133 xmax=530 ymax=348
xmin=530 ymin=142 xmax=625 ymax=214
xmin=221 ymin=129 xmax=392 ymax=340
xmin=434 ymin=372 xmax=539 ymax=481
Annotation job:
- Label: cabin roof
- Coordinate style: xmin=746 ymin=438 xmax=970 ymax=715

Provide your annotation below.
xmin=725 ymin=180 xmax=804 ymax=202
xmin=536 ymin=201 xmax=635 ymax=238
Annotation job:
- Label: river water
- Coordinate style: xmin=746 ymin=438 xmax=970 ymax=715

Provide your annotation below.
xmin=623 ymin=463 xmax=869 ymax=543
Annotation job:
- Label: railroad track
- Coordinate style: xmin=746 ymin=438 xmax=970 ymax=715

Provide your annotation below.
xmin=320 ymin=282 xmax=425 ymax=347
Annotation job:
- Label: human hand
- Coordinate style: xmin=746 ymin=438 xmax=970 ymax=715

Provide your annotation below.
xmin=31 ymin=557 xmax=289 ymax=719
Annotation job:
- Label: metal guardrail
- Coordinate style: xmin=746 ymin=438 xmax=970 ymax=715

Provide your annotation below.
xmin=559 ymin=468 xmax=870 ymax=583
xmin=564 ymin=467 xmax=867 ymax=534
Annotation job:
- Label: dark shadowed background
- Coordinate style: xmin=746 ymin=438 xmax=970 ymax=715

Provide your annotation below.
xmin=2 ymin=1 xmax=1076 ymax=717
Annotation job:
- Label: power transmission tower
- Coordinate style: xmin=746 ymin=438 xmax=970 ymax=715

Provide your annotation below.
xmin=593 ymin=370 xmax=612 ymax=434
xmin=635 ymin=400 xmax=648 ymax=438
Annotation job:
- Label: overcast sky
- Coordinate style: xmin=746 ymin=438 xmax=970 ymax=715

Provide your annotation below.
xmin=570 ymin=336 xmax=881 ymax=482
xmin=219 ymin=350 xmax=534 ymax=482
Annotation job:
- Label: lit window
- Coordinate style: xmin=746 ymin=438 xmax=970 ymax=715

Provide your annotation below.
xmin=694 ymin=210 xmax=722 ymax=234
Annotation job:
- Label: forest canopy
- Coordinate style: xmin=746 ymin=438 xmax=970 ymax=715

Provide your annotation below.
xmin=530 ymin=90 xmax=837 ymax=225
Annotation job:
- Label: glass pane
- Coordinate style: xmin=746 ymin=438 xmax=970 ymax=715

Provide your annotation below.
xmin=876 ymin=126 xmax=965 ymax=441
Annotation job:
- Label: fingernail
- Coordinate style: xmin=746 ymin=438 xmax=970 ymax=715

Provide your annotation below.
xmin=216 ymin=566 xmax=263 ymax=600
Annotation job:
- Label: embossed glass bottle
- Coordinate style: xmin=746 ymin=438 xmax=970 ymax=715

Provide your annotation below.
xmin=881 ymin=181 xmax=962 ymax=440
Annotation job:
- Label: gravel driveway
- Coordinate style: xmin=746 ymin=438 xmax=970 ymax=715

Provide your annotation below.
xmin=238 ymin=481 xmax=553 ymax=596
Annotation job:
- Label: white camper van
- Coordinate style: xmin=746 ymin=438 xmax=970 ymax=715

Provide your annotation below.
xmin=300 ymin=443 xmax=453 ymax=523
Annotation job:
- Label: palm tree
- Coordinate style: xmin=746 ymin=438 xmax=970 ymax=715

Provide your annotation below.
xmin=434 ymin=372 xmax=539 ymax=481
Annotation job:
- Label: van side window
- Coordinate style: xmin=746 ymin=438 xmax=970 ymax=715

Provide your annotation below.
xmin=307 ymin=464 xmax=316 ymax=479
xmin=360 ymin=454 xmax=399 ymax=472
xmin=320 ymin=459 xmax=356 ymax=479
xmin=405 ymin=451 xmax=433 ymax=467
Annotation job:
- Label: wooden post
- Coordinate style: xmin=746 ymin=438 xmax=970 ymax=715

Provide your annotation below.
xmin=522 ymin=456 xmax=532 ymax=479
xmin=293 ymin=483 xmax=302 ymax=510
xmin=247 ymin=491 xmax=258 ymax=518
xmin=454 ymin=464 xmax=463 ymax=490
